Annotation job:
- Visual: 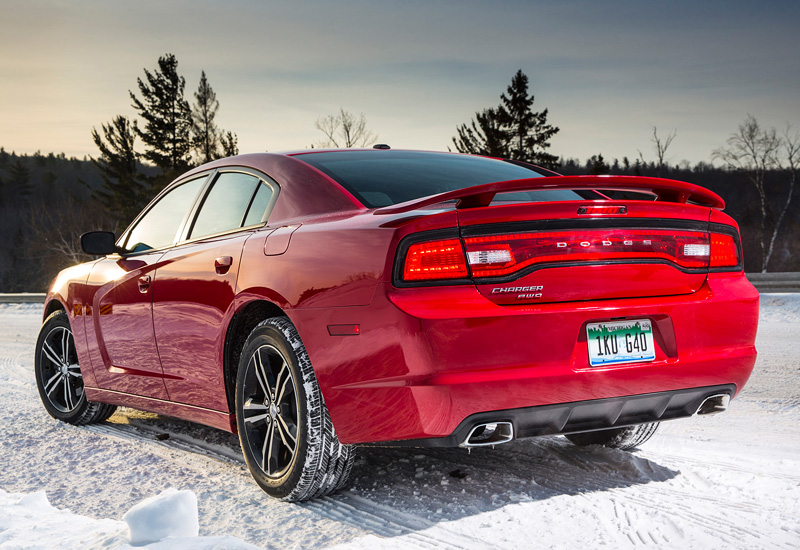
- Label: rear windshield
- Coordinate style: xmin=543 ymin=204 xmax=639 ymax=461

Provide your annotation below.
xmin=295 ymin=150 xmax=580 ymax=208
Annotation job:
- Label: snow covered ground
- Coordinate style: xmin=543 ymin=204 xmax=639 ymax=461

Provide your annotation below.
xmin=1 ymin=295 xmax=799 ymax=549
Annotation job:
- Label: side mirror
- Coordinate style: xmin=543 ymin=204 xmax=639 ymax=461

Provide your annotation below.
xmin=80 ymin=231 xmax=117 ymax=255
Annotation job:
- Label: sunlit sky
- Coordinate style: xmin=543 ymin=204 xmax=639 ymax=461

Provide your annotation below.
xmin=1 ymin=0 xmax=798 ymax=165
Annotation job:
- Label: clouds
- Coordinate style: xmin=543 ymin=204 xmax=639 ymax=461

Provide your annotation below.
xmin=1 ymin=0 xmax=797 ymax=163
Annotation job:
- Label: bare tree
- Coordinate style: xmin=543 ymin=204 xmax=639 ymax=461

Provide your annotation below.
xmin=25 ymin=193 xmax=116 ymax=287
xmin=314 ymin=108 xmax=377 ymax=148
xmin=652 ymin=127 xmax=676 ymax=174
xmin=765 ymin=126 xmax=799 ymax=269
xmin=712 ymin=115 xmax=783 ymax=272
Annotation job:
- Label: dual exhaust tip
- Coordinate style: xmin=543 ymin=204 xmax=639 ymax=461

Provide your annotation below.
xmin=459 ymin=393 xmax=731 ymax=448
xmin=460 ymin=422 xmax=514 ymax=448
xmin=696 ymin=393 xmax=730 ymax=415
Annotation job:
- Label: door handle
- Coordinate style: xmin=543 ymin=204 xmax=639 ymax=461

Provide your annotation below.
xmin=214 ymin=256 xmax=233 ymax=275
xmin=138 ymin=275 xmax=151 ymax=293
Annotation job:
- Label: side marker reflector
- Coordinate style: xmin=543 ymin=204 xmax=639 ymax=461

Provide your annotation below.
xmin=328 ymin=324 xmax=360 ymax=336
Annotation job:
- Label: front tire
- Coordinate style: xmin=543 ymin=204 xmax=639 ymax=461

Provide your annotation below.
xmin=564 ymin=422 xmax=660 ymax=450
xmin=235 ymin=317 xmax=354 ymax=501
xmin=35 ymin=310 xmax=116 ymax=425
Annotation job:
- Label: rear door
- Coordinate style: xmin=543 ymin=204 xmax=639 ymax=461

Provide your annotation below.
xmin=152 ymin=170 xmax=277 ymax=411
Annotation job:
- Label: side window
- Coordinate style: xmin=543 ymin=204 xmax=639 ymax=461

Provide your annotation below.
xmin=189 ymin=172 xmax=260 ymax=239
xmin=242 ymin=182 xmax=274 ymax=227
xmin=124 ymin=177 xmax=206 ymax=252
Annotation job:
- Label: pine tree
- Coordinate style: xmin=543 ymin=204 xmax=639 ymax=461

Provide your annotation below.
xmin=91 ymin=115 xmax=146 ymax=227
xmin=588 ymin=154 xmax=609 ymax=175
xmin=452 ymin=70 xmax=560 ymax=168
xmin=8 ymin=158 xmax=32 ymax=200
xmin=498 ymin=70 xmax=559 ymax=168
xmin=452 ymin=108 xmax=507 ymax=157
xmin=191 ymin=71 xmax=221 ymax=163
xmin=220 ymin=131 xmax=239 ymax=157
xmin=130 ymin=53 xmax=193 ymax=175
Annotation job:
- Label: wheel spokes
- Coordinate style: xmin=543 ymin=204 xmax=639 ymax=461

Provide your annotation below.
xmin=275 ymin=362 xmax=292 ymax=406
xmin=252 ymin=350 xmax=273 ymax=402
xmin=61 ymin=329 xmax=70 ymax=364
xmin=262 ymin=422 xmax=277 ymax=475
xmin=275 ymin=415 xmax=297 ymax=452
xmin=243 ymin=399 xmax=269 ymax=424
xmin=64 ymin=377 xmax=74 ymax=410
xmin=45 ymin=372 xmax=63 ymax=395
xmin=42 ymin=341 xmax=62 ymax=367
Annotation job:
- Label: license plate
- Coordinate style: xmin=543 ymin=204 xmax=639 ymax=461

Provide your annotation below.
xmin=586 ymin=319 xmax=656 ymax=367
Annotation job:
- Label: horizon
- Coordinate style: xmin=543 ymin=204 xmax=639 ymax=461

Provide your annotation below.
xmin=1 ymin=0 xmax=798 ymax=165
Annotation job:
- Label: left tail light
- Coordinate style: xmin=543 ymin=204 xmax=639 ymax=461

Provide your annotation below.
xmin=402 ymin=238 xmax=468 ymax=281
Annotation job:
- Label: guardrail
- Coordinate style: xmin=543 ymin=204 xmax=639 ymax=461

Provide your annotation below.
xmin=0 ymin=273 xmax=797 ymax=303
xmin=746 ymin=272 xmax=800 ymax=293
xmin=0 ymin=293 xmax=47 ymax=303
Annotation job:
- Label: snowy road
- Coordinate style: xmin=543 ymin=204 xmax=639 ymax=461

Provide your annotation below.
xmin=1 ymin=295 xmax=799 ymax=549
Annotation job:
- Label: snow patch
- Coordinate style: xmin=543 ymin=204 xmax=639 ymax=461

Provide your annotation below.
xmin=0 ymin=488 xmax=258 ymax=550
xmin=123 ymin=488 xmax=199 ymax=545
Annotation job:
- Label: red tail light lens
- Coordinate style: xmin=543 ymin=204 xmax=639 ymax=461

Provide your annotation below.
xmin=710 ymin=233 xmax=739 ymax=268
xmin=464 ymin=229 xmax=712 ymax=277
xmin=403 ymin=239 xmax=468 ymax=281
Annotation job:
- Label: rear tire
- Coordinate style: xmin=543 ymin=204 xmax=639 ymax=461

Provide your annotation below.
xmin=235 ymin=317 xmax=355 ymax=501
xmin=35 ymin=310 xmax=117 ymax=425
xmin=564 ymin=422 xmax=659 ymax=450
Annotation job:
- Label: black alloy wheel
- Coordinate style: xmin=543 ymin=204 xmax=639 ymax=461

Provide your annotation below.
xmin=240 ymin=344 xmax=299 ymax=479
xmin=236 ymin=317 xmax=355 ymax=501
xmin=35 ymin=310 xmax=117 ymax=424
xmin=38 ymin=320 xmax=84 ymax=413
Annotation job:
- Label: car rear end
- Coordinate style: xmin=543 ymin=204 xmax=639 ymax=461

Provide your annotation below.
xmin=291 ymin=151 xmax=759 ymax=447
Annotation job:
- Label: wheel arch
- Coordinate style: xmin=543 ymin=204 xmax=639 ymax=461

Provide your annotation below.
xmin=223 ymin=299 xmax=288 ymax=415
xmin=43 ymin=296 xmax=67 ymax=321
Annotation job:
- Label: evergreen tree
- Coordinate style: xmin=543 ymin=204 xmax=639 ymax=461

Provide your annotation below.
xmin=452 ymin=108 xmax=507 ymax=157
xmin=498 ymin=70 xmax=559 ymax=168
xmin=452 ymin=70 xmax=560 ymax=168
xmin=130 ymin=53 xmax=193 ymax=175
xmin=8 ymin=158 xmax=32 ymax=200
xmin=587 ymin=154 xmax=609 ymax=175
xmin=191 ymin=71 xmax=221 ymax=163
xmin=220 ymin=131 xmax=239 ymax=157
xmin=91 ymin=115 xmax=145 ymax=226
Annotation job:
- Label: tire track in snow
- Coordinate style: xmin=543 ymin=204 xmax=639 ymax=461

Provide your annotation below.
xmin=82 ymin=418 xmax=479 ymax=548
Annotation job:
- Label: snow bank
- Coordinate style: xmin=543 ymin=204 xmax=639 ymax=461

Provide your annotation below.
xmin=0 ymin=488 xmax=259 ymax=550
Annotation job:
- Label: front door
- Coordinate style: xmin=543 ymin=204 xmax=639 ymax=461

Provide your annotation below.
xmin=84 ymin=252 xmax=169 ymax=399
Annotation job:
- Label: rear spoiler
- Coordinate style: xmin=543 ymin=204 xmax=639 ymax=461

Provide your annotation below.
xmin=373 ymin=175 xmax=725 ymax=215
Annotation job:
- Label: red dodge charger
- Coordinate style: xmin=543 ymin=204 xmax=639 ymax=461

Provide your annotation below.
xmin=36 ymin=149 xmax=758 ymax=501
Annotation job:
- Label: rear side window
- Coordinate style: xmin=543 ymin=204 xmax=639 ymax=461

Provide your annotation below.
xmin=124 ymin=177 xmax=206 ymax=252
xmin=242 ymin=182 xmax=273 ymax=227
xmin=296 ymin=151 xmax=549 ymax=207
xmin=189 ymin=172 xmax=261 ymax=238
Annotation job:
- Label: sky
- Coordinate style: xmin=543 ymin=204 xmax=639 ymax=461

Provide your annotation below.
xmin=1 ymin=0 xmax=798 ymax=165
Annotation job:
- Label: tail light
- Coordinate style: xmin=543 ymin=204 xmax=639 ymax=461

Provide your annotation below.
xmin=403 ymin=238 xmax=468 ymax=281
xmin=710 ymin=233 xmax=739 ymax=268
xmin=400 ymin=228 xmax=740 ymax=283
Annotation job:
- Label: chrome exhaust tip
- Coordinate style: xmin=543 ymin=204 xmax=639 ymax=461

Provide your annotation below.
xmin=459 ymin=422 xmax=514 ymax=447
xmin=696 ymin=393 xmax=730 ymax=415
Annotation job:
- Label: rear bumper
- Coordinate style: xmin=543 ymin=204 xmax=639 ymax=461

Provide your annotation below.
xmin=291 ymin=272 xmax=758 ymax=445
xmin=366 ymin=384 xmax=736 ymax=448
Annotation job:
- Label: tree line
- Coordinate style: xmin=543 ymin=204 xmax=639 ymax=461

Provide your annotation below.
xmin=0 ymin=68 xmax=797 ymax=292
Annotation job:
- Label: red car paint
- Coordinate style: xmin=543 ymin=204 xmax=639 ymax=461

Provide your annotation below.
xmin=43 ymin=150 xmax=758 ymax=444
